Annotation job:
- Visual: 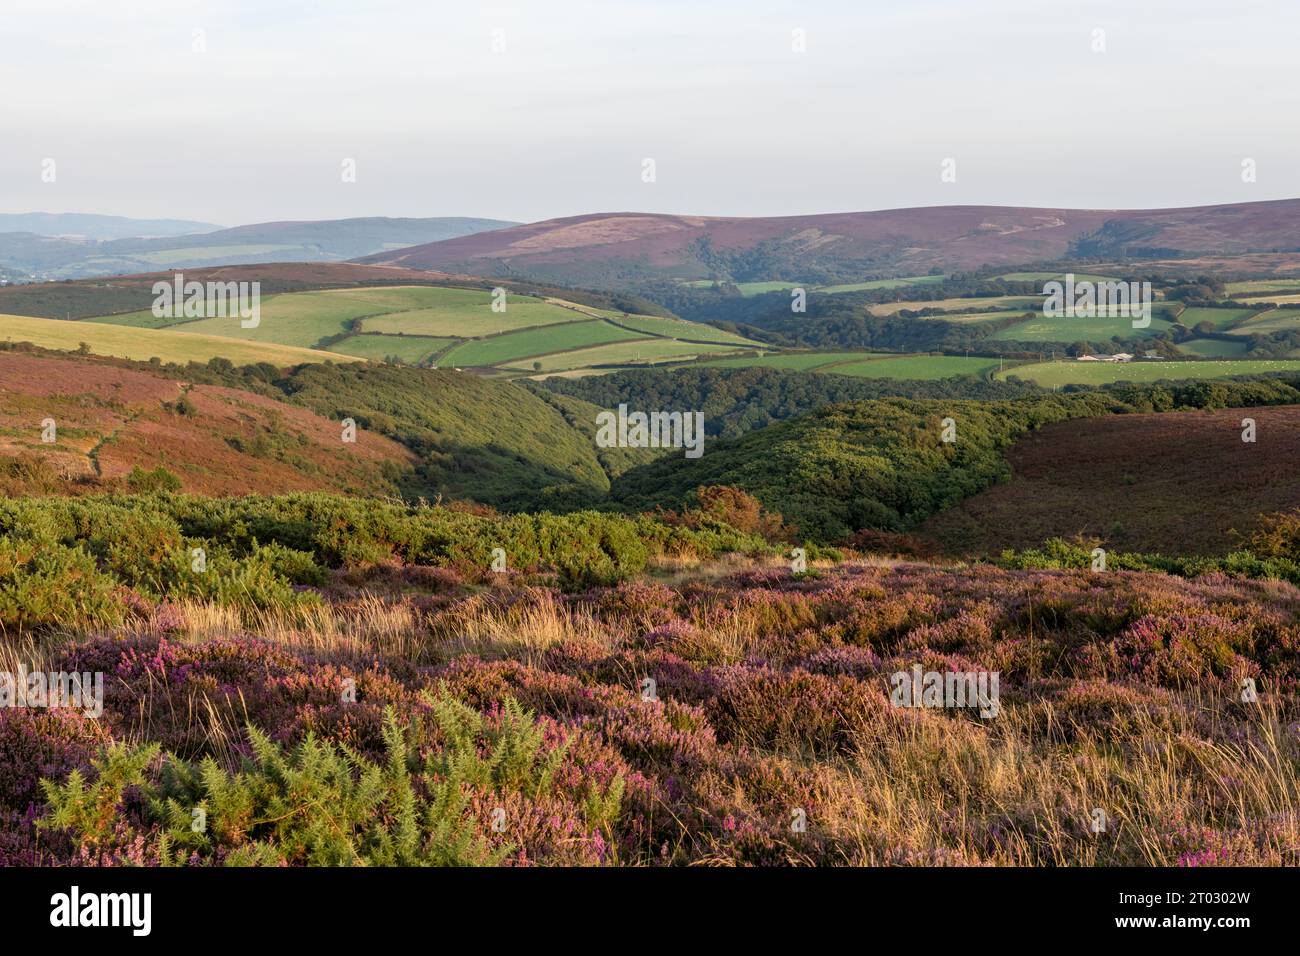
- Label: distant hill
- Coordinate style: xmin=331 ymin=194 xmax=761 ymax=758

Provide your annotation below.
xmin=0 ymin=216 xmax=516 ymax=281
xmin=359 ymin=199 xmax=1300 ymax=287
xmin=0 ymin=212 xmax=223 ymax=240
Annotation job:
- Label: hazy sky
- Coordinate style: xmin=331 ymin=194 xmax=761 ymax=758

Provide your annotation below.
xmin=1 ymin=0 xmax=1295 ymax=226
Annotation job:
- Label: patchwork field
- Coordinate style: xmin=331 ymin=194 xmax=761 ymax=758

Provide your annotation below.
xmin=825 ymin=355 xmax=1004 ymax=379
xmin=1227 ymin=308 xmax=1300 ymax=335
xmin=79 ymin=283 xmax=768 ymax=376
xmin=1 ymin=313 xmax=349 ymax=366
xmin=505 ymin=338 xmax=727 ymax=372
xmin=990 ymin=304 xmax=1180 ymax=342
xmin=1177 ymin=338 xmax=1251 ymax=358
xmin=1000 ymin=358 xmax=1300 ymax=386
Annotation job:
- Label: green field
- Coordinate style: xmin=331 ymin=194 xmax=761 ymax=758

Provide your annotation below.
xmin=1227 ymin=309 xmax=1300 ymax=335
xmin=999 ymin=358 xmax=1300 ymax=387
xmin=1176 ymin=307 xmax=1257 ymax=331
xmin=814 ymin=275 xmax=947 ymax=293
xmin=1238 ymin=294 xmax=1300 ymax=306
xmin=920 ymin=309 xmax=1031 ymax=325
xmin=0 ymin=313 xmax=351 ymax=366
xmin=441 ymin=320 xmax=647 ymax=367
xmin=823 ymin=355 xmax=1003 ymax=380
xmin=1224 ymin=279 xmax=1300 ymax=295
xmin=608 ymin=313 xmax=760 ymax=345
xmin=82 ymin=284 xmax=756 ymax=376
xmin=696 ymin=351 xmax=888 ymax=372
xmin=990 ymin=305 xmax=1178 ymax=342
xmin=330 ymin=333 xmax=456 ymax=363
xmin=695 ymin=350 xmax=1002 ymax=380
xmin=871 ymin=295 xmax=1041 ymax=316
xmin=510 ymin=339 xmax=729 ymax=373
xmin=1178 ymin=338 xmax=1251 ymax=358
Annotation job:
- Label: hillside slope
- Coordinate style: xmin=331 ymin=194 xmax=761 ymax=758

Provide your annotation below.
xmin=0 ymin=347 xmax=659 ymax=506
xmin=0 ymin=351 xmax=412 ymax=495
xmin=360 ymin=199 xmax=1300 ymax=286
xmin=917 ymin=405 xmax=1300 ymax=557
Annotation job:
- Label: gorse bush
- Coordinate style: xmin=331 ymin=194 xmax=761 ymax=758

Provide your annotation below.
xmin=39 ymin=698 xmax=623 ymax=867
xmin=0 ymin=491 xmax=771 ymax=631
xmin=999 ymin=537 xmax=1300 ymax=586
xmin=0 ymin=536 xmax=123 ymax=632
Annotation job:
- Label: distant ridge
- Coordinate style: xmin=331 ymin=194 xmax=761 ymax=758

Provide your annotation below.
xmin=358 ymin=198 xmax=1300 ymax=285
xmin=0 ymin=216 xmax=518 ymax=281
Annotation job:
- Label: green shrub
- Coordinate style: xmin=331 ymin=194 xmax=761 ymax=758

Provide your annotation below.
xmin=39 ymin=698 xmax=612 ymax=867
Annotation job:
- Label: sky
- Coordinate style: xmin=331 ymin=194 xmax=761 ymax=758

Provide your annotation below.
xmin=1 ymin=0 xmax=1295 ymax=227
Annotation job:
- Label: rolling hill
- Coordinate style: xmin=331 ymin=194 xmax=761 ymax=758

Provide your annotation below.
xmin=22 ymin=269 xmax=769 ymax=377
xmin=0 ymin=215 xmax=515 ymax=281
xmin=0 ymin=212 xmax=223 ymax=240
xmin=359 ymin=198 xmax=1300 ymax=287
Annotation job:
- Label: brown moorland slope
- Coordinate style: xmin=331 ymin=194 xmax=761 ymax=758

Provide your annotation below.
xmin=359 ymin=198 xmax=1300 ymax=280
xmin=0 ymin=350 xmax=414 ymax=495
xmin=917 ymin=405 xmax=1300 ymax=557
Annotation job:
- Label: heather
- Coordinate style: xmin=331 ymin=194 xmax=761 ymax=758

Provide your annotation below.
xmin=6 ymin=560 xmax=1300 ymax=866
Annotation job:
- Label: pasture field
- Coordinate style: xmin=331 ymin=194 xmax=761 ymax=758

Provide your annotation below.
xmin=814 ymin=274 xmax=947 ymax=293
xmin=167 ymin=291 xmax=376 ymax=347
xmin=919 ymin=309 xmax=1031 ymax=325
xmin=441 ymin=320 xmax=646 ymax=367
xmin=1176 ymin=306 xmax=1258 ymax=330
xmin=869 ymin=295 xmax=1041 ymax=316
xmin=1000 ymin=358 xmax=1300 ymax=386
xmin=81 ymin=283 xmax=760 ymax=375
xmin=1237 ymin=293 xmax=1300 ymax=305
xmin=1225 ymin=279 xmax=1300 ymax=295
xmin=329 ymin=333 xmax=456 ymax=364
xmin=1177 ymin=337 xmax=1251 ymax=358
xmin=824 ymin=354 xmax=1003 ymax=379
xmin=0 ymin=312 xmax=350 ymax=366
xmin=990 ymin=309 xmax=1177 ymax=341
xmin=695 ymin=351 xmax=890 ymax=372
xmin=1227 ymin=309 xmax=1300 ymax=335
xmin=509 ymin=338 xmax=724 ymax=372
xmin=608 ymin=313 xmax=762 ymax=345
